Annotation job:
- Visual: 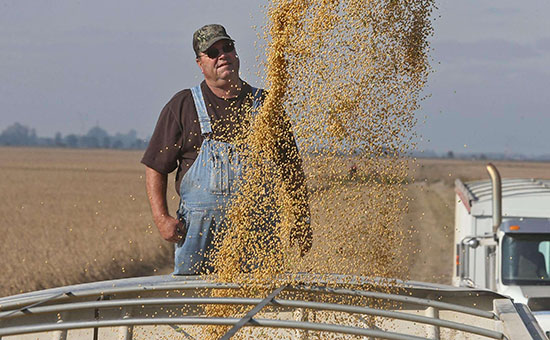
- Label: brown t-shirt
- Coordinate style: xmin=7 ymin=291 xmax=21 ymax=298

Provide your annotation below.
xmin=141 ymin=80 xmax=262 ymax=194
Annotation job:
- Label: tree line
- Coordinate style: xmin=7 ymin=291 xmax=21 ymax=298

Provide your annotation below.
xmin=0 ymin=122 xmax=147 ymax=150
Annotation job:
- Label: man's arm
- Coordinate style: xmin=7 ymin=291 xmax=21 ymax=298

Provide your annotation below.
xmin=145 ymin=166 xmax=185 ymax=243
xmin=273 ymin=115 xmax=312 ymax=256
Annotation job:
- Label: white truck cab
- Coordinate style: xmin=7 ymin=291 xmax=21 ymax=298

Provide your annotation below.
xmin=454 ymin=166 xmax=550 ymax=335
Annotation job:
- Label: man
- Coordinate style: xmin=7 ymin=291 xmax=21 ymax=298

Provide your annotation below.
xmin=141 ymin=24 xmax=311 ymax=275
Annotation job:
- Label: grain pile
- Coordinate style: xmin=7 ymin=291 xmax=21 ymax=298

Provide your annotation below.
xmin=200 ymin=0 xmax=434 ymax=338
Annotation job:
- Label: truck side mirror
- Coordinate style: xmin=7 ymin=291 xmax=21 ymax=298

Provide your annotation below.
xmin=466 ymin=238 xmax=480 ymax=249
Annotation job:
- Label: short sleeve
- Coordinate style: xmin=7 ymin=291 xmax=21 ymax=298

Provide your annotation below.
xmin=141 ymin=103 xmax=183 ymax=174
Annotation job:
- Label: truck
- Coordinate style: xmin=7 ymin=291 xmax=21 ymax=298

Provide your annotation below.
xmin=454 ymin=163 xmax=550 ymax=336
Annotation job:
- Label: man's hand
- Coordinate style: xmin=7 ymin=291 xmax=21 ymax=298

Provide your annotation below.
xmin=145 ymin=166 xmax=187 ymax=244
xmin=158 ymin=216 xmax=187 ymax=243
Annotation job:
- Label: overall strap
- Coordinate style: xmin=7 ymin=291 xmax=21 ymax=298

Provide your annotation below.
xmin=190 ymin=85 xmax=212 ymax=135
xmin=251 ymin=87 xmax=263 ymax=112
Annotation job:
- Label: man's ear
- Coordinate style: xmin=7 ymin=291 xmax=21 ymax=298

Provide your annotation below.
xmin=196 ymin=58 xmax=204 ymax=74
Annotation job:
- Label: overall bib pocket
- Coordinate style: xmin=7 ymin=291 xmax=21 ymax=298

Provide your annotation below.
xmin=208 ymin=145 xmax=240 ymax=194
xmin=209 ymin=152 xmax=229 ymax=194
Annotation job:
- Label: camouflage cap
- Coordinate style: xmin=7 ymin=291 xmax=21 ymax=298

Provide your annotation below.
xmin=193 ymin=24 xmax=234 ymax=57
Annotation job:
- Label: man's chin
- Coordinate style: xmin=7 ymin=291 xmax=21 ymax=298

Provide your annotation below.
xmin=218 ymin=70 xmax=238 ymax=81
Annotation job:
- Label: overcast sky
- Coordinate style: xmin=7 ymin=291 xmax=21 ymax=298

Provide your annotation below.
xmin=1 ymin=0 xmax=549 ymax=156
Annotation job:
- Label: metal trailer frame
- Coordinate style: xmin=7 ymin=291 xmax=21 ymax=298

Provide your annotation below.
xmin=0 ymin=274 xmax=546 ymax=340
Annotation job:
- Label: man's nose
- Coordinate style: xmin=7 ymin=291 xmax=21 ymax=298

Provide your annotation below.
xmin=218 ymin=50 xmax=230 ymax=58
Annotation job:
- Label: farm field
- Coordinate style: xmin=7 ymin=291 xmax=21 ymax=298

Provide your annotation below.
xmin=0 ymin=147 xmax=178 ymax=297
xmin=2 ymin=147 xmax=550 ymax=297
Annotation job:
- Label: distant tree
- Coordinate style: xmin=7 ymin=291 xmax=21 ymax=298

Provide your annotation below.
xmin=54 ymin=132 xmax=64 ymax=147
xmin=447 ymin=150 xmax=454 ymax=159
xmin=87 ymin=126 xmax=109 ymax=140
xmin=37 ymin=137 xmax=55 ymax=146
xmin=113 ymin=129 xmax=141 ymax=149
xmin=64 ymin=134 xmax=79 ymax=148
xmin=130 ymin=138 xmax=146 ymax=149
xmin=0 ymin=122 xmax=37 ymax=146
xmin=0 ymin=123 xmax=146 ymax=150
xmin=112 ymin=140 xmax=123 ymax=149
xmin=80 ymin=135 xmax=100 ymax=148
xmin=102 ymin=136 xmax=111 ymax=149
xmin=127 ymin=129 xmax=137 ymax=140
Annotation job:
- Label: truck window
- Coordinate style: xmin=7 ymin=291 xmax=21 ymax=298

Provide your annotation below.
xmin=502 ymin=234 xmax=550 ymax=285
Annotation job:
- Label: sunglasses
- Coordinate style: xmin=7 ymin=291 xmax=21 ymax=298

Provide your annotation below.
xmin=203 ymin=42 xmax=235 ymax=59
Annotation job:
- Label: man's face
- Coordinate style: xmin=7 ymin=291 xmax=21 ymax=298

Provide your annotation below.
xmin=196 ymin=40 xmax=240 ymax=84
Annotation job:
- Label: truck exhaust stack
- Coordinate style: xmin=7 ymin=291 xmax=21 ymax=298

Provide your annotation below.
xmin=486 ymin=163 xmax=502 ymax=232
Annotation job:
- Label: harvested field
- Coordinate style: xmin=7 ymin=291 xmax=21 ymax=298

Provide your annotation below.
xmin=1 ymin=147 xmax=550 ymax=297
xmin=0 ymin=147 xmax=178 ymax=297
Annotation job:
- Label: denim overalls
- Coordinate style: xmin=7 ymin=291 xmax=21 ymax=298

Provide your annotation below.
xmin=173 ymin=85 xmax=263 ymax=275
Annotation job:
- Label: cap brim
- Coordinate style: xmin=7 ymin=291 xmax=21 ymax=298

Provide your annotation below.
xmin=200 ymin=37 xmax=234 ymax=53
